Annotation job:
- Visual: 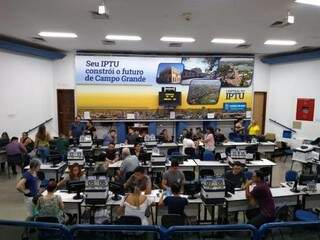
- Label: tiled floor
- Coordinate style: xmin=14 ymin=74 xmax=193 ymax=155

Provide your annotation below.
xmin=0 ymin=156 xmax=296 ymax=221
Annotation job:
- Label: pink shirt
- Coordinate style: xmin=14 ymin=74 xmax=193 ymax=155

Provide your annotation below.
xmin=204 ymin=133 xmax=215 ymax=151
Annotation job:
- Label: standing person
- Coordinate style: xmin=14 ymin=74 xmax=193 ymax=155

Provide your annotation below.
xmin=245 ymin=170 xmax=276 ymax=228
xmin=119 ymin=148 xmax=140 ymax=181
xmin=35 ymin=125 xmax=51 ymax=163
xmin=6 ymin=137 xmax=27 ymax=174
xmin=126 ymin=127 xmax=138 ymax=145
xmin=203 ymin=127 xmax=216 ymax=152
xmin=20 ymin=132 xmax=34 ymax=153
xmin=37 ymin=180 xmax=64 ymax=223
xmin=182 ymin=132 xmax=195 ymax=155
xmin=247 ymin=120 xmax=261 ymax=137
xmin=194 ymin=127 xmax=204 ymax=141
xmin=85 ymin=120 xmax=96 ymax=139
xmin=234 ymin=118 xmax=245 ymax=135
xmin=178 ymin=128 xmax=189 ymax=143
xmin=103 ymin=129 xmax=117 ymax=146
xmin=16 ymin=159 xmax=41 ymax=216
xmin=0 ymin=132 xmax=10 ymax=171
xmin=158 ymin=183 xmax=188 ymax=216
xmin=69 ymin=116 xmax=85 ymax=142
xmin=161 ymin=161 xmax=185 ymax=190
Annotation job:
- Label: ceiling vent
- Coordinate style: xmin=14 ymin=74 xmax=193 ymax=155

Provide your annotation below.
xmin=90 ymin=11 xmax=110 ymax=20
xmin=169 ymin=42 xmax=182 ymax=47
xmin=270 ymin=20 xmax=291 ymax=28
xmin=30 ymin=37 xmax=46 ymax=43
xmin=101 ymin=40 xmax=116 ymax=45
xmin=236 ymin=44 xmax=251 ymax=49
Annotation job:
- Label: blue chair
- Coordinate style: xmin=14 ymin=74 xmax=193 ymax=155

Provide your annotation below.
xmin=285 ymin=170 xmax=298 ymax=182
xmin=244 ymin=171 xmax=253 ymax=181
xmin=203 ymin=150 xmax=215 ymax=161
xmin=295 ymin=209 xmax=319 ymax=221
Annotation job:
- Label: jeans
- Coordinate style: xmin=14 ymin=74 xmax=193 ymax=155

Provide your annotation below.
xmin=246 ymin=208 xmax=275 ymax=228
xmin=38 ymin=147 xmax=49 ymax=163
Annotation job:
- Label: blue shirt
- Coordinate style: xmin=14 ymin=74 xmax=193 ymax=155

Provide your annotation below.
xmin=70 ymin=122 xmax=85 ymax=139
xmin=23 ymin=171 xmax=39 ymax=197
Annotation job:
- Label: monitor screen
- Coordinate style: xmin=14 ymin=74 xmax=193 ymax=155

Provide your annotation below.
xmin=159 ymin=91 xmax=181 ymax=106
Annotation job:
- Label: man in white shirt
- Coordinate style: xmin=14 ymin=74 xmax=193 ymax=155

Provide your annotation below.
xmin=182 ymin=132 xmax=195 ymax=154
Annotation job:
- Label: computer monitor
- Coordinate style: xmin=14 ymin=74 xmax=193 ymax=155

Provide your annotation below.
xmin=224 ymin=179 xmax=235 ymax=197
xmin=299 ymin=174 xmax=316 ymax=186
xmin=139 ymin=152 xmax=152 ymax=164
xmin=184 ymin=182 xmax=201 ymax=199
xmin=170 ymin=154 xmax=188 ymax=164
xmin=47 ymin=154 xmax=62 ymax=168
xmin=67 ymin=181 xmax=86 ymax=199
xmin=94 ymin=139 xmax=104 ymax=147
xmin=109 ymin=181 xmax=123 ymax=201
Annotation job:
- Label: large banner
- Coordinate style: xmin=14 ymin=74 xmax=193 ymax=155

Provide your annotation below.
xmin=75 ymin=55 xmax=254 ymax=119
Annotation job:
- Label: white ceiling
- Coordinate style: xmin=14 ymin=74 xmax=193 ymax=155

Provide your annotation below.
xmin=1 ymin=0 xmax=320 ymax=54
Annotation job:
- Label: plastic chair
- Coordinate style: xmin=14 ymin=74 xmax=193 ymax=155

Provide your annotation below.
xmin=183 ymin=171 xmax=195 ymax=182
xmin=285 ymin=170 xmax=298 ymax=182
xmin=203 ymin=150 xmax=215 ymax=161
xmin=161 ymin=214 xmax=185 ymax=228
xmin=295 ymin=209 xmax=319 ymax=221
xmin=199 ymin=169 xmax=214 ymax=179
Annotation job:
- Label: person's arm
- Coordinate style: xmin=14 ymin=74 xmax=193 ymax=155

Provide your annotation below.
xmin=245 ymin=181 xmax=256 ymax=206
xmin=123 ymin=175 xmax=132 ymax=190
xmin=57 ymin=175 xmax=68 ymax=189
xmin=16 ymin=178 xmax=28 ymax=194
xmin=57 ymin=196 xmax=64 ymax=210
xmin=19 ymin=143 xmax=27 ymax=153
xmin=119 ymin=161 xmax=126 ymax=177
xmin=158 ymin=194 xmax=165 ymax=207
xmin=161 ymin=179 xmax=168 ymax=189
xmin=145 ymin=177 xmax=152 ymax=194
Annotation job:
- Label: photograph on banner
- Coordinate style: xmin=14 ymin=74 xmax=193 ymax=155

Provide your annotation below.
xmin=75 ymin=55 xmax=254 ymax=120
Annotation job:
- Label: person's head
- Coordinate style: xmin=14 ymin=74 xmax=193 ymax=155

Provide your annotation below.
xmin=162 ymin=129 xmax=168 ymax=135
xmin=128 ymin=127 xmax=134 ymax=134
xmin=10 ymin=137 xmax=19 ymax=143
xmin=1 ymin=132 xmax=9 ymax=140
xmin=251 ymin=119 xmax=257 ymax=126
xmin=232 ymin=161 xmax=243 ymax=175
xmin=134 ymin=143 xmax=141 ymax=152
xmin=196 ymin=127 xmax=202 ymax=134
xmin=108 ymin=142 xmax=115 ymax=150
xmin=133 ymin=166 xmax=145 ymax=180
xmin=182 ymin=128 xmax=188 ymax=135
xmin=171 ymin=182 xmax=181 ymax=195
xmin=22 ymin=132 xmax=28 ymax=139
xmin=122 ymin=147 xmax=131 ymax=159
xmin=110 ymin=129 xmax=116 ymax=137
xmin=69 ymin=163 xmax=82 ymax=179
xmin=75 ymin=115 xmax=81 ymax=123
xmin=185 ymin=132 xmax=192 ymax=139
xmin=37 ymin=125 xmax=47 ymax=140
xmin=29 ymin=159 xmax=41 ymax=172
xmin=170 ymin=161 xmax=179 ymax=172
xmin=236 ymin=118 xmax=243 ymax=124
xmin=207 ymin=127 xmax=214 ymax=134
xmin=252 ymin=170 xmax=265 ymax=183
xmin=47 ymin=180 xmax=58 ymax=193
xmin=87 ymin=120 xmax=93 ymax=127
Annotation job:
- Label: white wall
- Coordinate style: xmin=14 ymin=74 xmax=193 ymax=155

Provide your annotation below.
xmin=265 ymin=59 xmax=320 ymax=140
xmin=253 ymin=55 xmax=270 ymax=92
xmin=0 ymin=50 xmax=58 ymax=138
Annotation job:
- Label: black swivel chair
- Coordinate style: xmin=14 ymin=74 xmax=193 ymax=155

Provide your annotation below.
xmin=161 ymin=214 xmax=185 ymax=228
xmin=183 ymin=171 xmax=196 ymax=183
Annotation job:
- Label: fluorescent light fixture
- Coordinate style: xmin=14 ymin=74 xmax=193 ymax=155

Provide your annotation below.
xmin=264 ymin=40 xmax=297 ymax=46
xmin=38 ymin=31 xmax=77 ymax=38
xmin=211 ymin=38 xmax=246 ymax=44
xmin=295 ymin=0 xmax=320 ymax=6
xmin=105 ymin=35 xmax=141 ymax=41
xmin=160 ymin=36 xmax=195 ymax=42
xmin=98 ymin=5 xmax=106 ymax=14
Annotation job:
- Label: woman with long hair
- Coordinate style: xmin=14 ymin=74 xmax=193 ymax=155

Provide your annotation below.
xmin=35 ymin=125 xmax=51 ymax=163
xmin=57 ymin=163 xmax=86 ymax=188
xmin=117 ymin=186 xmax=152 ymax=225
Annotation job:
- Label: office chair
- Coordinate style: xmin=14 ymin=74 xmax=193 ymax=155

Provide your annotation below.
xmin=199 ymin=169 xmax=214 ymax=179
xmin=295 ymin=209 xmax=319 ymax=222
xmin=161 ymin=214 xmax=185 ymax=228
xmin=184 ymin=147 xmax=196 ymax=159
xmin=203 ymin=150 xmax=215 ymax=161
xmin=183 ymin=171 xmax=196 ymax=182
xmin=115 ymin=216 xmax=142 ymax=225
xmin=285 ymin=170 xmax=298 ymax=182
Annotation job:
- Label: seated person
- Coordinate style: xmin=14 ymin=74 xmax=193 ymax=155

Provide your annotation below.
xmin=161 ymin=161 xmax=185 ymax=190
xmin=178 ymin=128 xmax=189 ymax=143
xmin=57 ymin=163 xmax=86 ymax=188
xmin=225 ymin=161 xmax=245 ymax=189
xmin=131 ymin=143 xmax=145 ymax=158
xmin=247 ymin=120 xmax=261 ymax=137
xmin=6 ymin=136 xmax=27 ymax=174
xmin=193 ymin=127 xmax=204 ymax=141
xmin=214 ymin=128 xmax=227 ymax=144
xmin=103 ymin=129 xmax=117 ymax=146
xmin=245 ymin=170 xmax=275 ymax=228
xmin=125 ymin=127 xmax=138 ymax=145
xmin=36 ymin=180 xmax=64 ymax=223
xmin=124 ymin=166 xmax=151 ymax=194
xmin=117 ymin=186 xmax=153 ymax=225
xmin=86 ymin=120 xmax=96 ymax=139
xmin=119 ymin=148 xmax=140 ymax=181
xmin=234 ymin=118 xmax=244 ymax=135
xmin=105 ymin=142 xmax=119 ymax=163
xmin=182 ymin=132 xmax=195 ymax=155
xmin=158 ymin=182 xmax=188 ymax=216
xmin=160 ymin=129 xmax=172 ymax=143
